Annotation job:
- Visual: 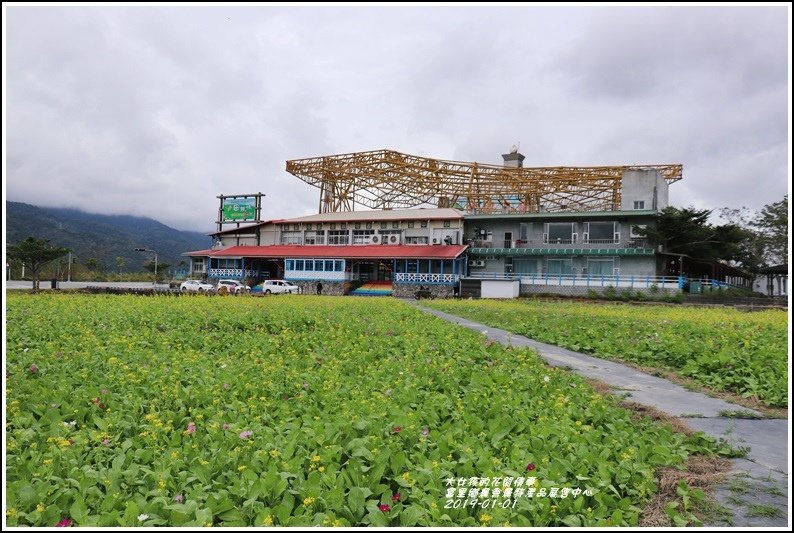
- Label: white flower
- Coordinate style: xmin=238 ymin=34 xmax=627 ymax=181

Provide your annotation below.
xmin=138 ymin=514 xmax=149 ymax=522
xmin=543 ymin=376 xmax=550 ymax=383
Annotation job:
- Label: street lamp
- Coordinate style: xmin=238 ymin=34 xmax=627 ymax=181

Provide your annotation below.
xmin=134 ymin=248 xmax=158 ymax=287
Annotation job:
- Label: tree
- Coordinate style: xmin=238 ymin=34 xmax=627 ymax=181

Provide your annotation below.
xmin=116 ymin=256 xmax=127 ymax=275
xmin=143 ymin=261 xmax=171 ymax=283
xmin=7 ymin=237 xmax=70 ymax=291
xmin=752 ymin=195 xmax=788 ymax=265
xmin=638 ymin=206 xmax=759 ymax=271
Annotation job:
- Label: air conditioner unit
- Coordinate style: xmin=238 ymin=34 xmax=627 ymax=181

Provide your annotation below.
xmin=389 ymin=235 xmax=399 ymax=244
xmin=361 ymin=236 xmax=372 ymax=244
xmin=476 ymin=260 xmax=486 ymax=267
xmin=468 ymin=260 xmax=478 ymax=267
xmin=371 ymin=235 xmax=380 ymax=244
xmin=432 ymin=238 xmax=439 ymax=244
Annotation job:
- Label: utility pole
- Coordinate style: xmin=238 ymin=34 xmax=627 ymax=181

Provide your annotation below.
xmin=67 ymin=252 xmax=72 ymax=282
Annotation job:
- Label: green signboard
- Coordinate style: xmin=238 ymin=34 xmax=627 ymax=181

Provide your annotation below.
xmin=223 ymin=198 xmax=257 ymax=221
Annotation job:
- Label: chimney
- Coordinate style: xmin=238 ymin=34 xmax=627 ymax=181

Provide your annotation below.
xmin=502 ymin=146 xmax=525 ymax=168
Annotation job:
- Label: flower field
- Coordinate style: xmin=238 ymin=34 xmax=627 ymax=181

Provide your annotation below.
xmin=6 ymin=293 xmax=721 ymax=526
xmin=425 ymin=299 xmax=789 ymax=408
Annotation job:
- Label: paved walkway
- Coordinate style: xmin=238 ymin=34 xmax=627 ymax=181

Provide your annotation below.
xmin=415 ymin=304 xmax=789 ymax=527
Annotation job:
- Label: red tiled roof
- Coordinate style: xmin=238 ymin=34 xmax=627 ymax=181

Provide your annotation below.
xmin=195 ymin=244 xmax=468 ymax=260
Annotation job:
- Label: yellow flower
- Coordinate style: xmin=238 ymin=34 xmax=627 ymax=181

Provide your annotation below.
xmin=6 ymin=508 xmax=18 ymax=518
xmin=318 ymin=466 xmax=325 ymax=472
xmin=269 ymin=449 xmax=280 ymax=458
xmin=171 ymin=451 xmax=179 ymax=459
xmin=311 ymin=455 xmax=321 ymax=463
xmin=303 ymin=497 xmax=315 ymax=506
xmin=263 ymin=515 xmax=274 ymax=526
xmin=36 ymin=503 xmax=46 ymax=513
xmin=237 ymin=465 xmax=247 ymax=472
xmin=480 ymin=513 xmax=492 ymax=524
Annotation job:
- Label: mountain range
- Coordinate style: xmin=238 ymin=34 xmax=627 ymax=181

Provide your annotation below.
xmin=5 ymin=201 xmax=212 ymax=272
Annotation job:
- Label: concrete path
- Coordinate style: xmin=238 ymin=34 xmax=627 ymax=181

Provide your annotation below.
xmin=415 ymin=304 xmax=790 ymax=528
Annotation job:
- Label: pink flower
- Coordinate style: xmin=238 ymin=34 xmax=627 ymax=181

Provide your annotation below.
xmin=421 ymin=428 xmax=430 ymax=436
xmin=101 ymin=439 xmax=111 ymax=446
xmin=101 ymin=389 xmax=109 ymax=395
xmin=98 ymin=402 xmax=106 ymax=410
xmin=174 ymin=493 xmax=184 ymax=503
xmin=393 ymin=426 xmax=402 ymax=434
xmin=378 ymin=504 xmax=391 ymax=512
xmin=239 ymin=430 xmax=253 ymax=440
xmin=29 ymin=364 xmax=39 ymax=374
xmin=526 ymin=463 xmax=536 ymax=471
xmin=186 ymin=422 xmax=196 ymax=434
xmin=56 ymin=518 xmax=73 ymax=527
xmin=222 ymin=423 xmax=230 ymax=430
xmin=392 ymin=492 xmax=401 ymax=501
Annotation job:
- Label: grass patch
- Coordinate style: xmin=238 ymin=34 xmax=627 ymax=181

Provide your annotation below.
xmin=746 ymin=504 xmax=782 ymax=518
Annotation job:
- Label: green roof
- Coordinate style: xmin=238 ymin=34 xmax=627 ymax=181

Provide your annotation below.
xmin=469 ymin=247 xmax=655 ymax=256
xmin=464 ymin=210 xmax=657 ymax=220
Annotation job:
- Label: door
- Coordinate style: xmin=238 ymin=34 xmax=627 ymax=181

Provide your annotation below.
xmin=504 ymin=232 xmax=513 ymax=249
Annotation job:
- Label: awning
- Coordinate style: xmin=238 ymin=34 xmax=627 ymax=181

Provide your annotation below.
xmin=191 ymin=244 xmax=468 ymax=260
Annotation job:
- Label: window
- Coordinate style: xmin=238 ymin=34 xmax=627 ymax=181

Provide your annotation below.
xmin=304 ymin=230 xmax=325 ymax=245
xmin=341 ymin=223 xmax=347 ymax=230
xmin=328 ymin=230 xmax=349 ymax=245
xmin=519 ymin=223 xmax=531 ymax=242
xmin=405 ymin=236 xmax=429 ymax=245
xmin=354 ymin=223 xmax=361 ymax=229
xmin=366 ymin=222 xmax=373 ymax=229
xmin=280 ymin=231 xmax=302 ymax=244
xmin=192 ymin=258 xmax=205 ymax=272
xmin=293 ymin=224 xmax=300 ymax=231
xmin=584 ymin=221 xmax=617 ymax=243
xmin=306 ymin=223 xmax=312 ymax=230
xmin=329 ymin=223 xmax=336 ymax=230
xmin=587 ymin=259 xmax=615 ymax=276
xmin=633 ymin=200 xmax=645 ymax=210
xmin=380 ymin=222 xmax=387 ymax=229
xmin=352 ymin=229 xmax=375 ymax=244
xmin=324 ymin=260 xmax=334 ymax=271
xmin=544 ymin=223 xmax=574 ymax=244
xmin=547 ymin=258 xmax=573 ymax=275
xmin=392 ymin=221 xmax=399 ymax=229
xmin=294 ymin=259 xmax=304 ymax=271
xmin=314 ymin=260 xmax=324 ymax=271
xmin=443 ymin=220 xmax=451 ymax=228
xmin=334 ymin=260 xmax=343 ymax=271
xmin=630 ymin=224 xmax=647 ymax=238
xmin=285 ymin=259 xmax=294 ymax=270
xmin=420 ymin=221 xmax=428 ymax=228
xmin=408 ymin=221 xmax=415 ymax=228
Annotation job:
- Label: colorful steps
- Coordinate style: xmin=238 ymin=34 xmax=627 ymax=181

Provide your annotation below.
xmin=348 ymin=281 xmax=394 ymax=297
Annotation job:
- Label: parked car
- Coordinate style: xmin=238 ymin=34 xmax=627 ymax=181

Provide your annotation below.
xmin=217 ymin=279 xmax=251 ymax=294
xmin=180 ymin=279 xmax=215 ymax=293
xmin=252 ymin=280 xmax=302 ymax=295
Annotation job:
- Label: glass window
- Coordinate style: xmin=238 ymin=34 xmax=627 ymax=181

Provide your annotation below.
xmin=546 ymin=223 xmax=573 ymax=243
xmin=306 ymin=223 xmax=312 ymax=230
xmin=633 ymin=200 xmax=645 ymax=210
xmin=519 ymin=223 xmax=530 ymax=241
xmin=380 ymin=222 xmax=387 ymax=229
xmin=408 ymin=221 xmax=415 ymax=228
xmin=314 ymin=260 xmax=324 ymax=271
xmin=366 ymin=222 xmax=373 ymax=229
xmin=335 ymin=260 xmax=343 ymax=271
xmin=443 ymin=220 xmax=451 ymax=228
xmin=328 ymin=230 xmax=349 ymax=245
xmin=341 ymin=223 xmax=347 ymax=230
xmin=587 ymin=222 xmax=616 ymax=242
xmin=286 ymin=259 xmax=294 ymax=270
xmin=354 ymin=223 xmax=361 ymax=229
xmin=325 ymin=260 xmax=334 ymax=271
xmin=392 ymin=221 xmax=399 ymax=229
xmin=294 ymin=260 xmax=304 ymax=271
xmin=280 ymin=231 xmax=302 ymax=244
xmin=587 ymin=259 xmax=615 ymax=276
xmin=330 ymin=223 xmax=336 ymax=230
xmin=420 ymin=220 xmax=428 ymax=228
xmin=547 ymin=259 xmax=573 ymax=275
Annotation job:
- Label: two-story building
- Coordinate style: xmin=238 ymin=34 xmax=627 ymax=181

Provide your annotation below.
xmin=184 ymin=208 xmax=468 ymax=297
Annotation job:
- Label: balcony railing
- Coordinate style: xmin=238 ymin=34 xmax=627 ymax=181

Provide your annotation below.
xmin=207 ymin=268 xmax=261 ymax=279
xmin=468 ymin=272 xmax=681 ymax=289
xmin=394 ymin=273 xmax=460 ymax=285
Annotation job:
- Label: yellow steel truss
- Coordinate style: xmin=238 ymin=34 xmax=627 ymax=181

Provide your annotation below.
xmin=285 ymin=149 xmax=682 ymax=213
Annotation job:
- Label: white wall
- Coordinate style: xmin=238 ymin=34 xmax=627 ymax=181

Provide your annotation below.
xmin=481 ymin=279 xmax=520 ymax=298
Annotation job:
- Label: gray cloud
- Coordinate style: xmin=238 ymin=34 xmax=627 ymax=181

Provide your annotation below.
xmin=5 ymin=5 xmax=790 ymax=232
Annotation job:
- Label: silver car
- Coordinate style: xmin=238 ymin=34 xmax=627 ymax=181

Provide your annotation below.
xmin=217 ymin=279 xmax=251 ymax=294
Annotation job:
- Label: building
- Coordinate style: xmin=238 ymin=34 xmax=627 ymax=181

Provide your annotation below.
xmin=184 ymin=148 xmax=751 ymax=297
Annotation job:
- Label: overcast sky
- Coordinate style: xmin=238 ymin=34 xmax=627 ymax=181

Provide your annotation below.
xmin=4 ymin=4 xmax=790 ymax=232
